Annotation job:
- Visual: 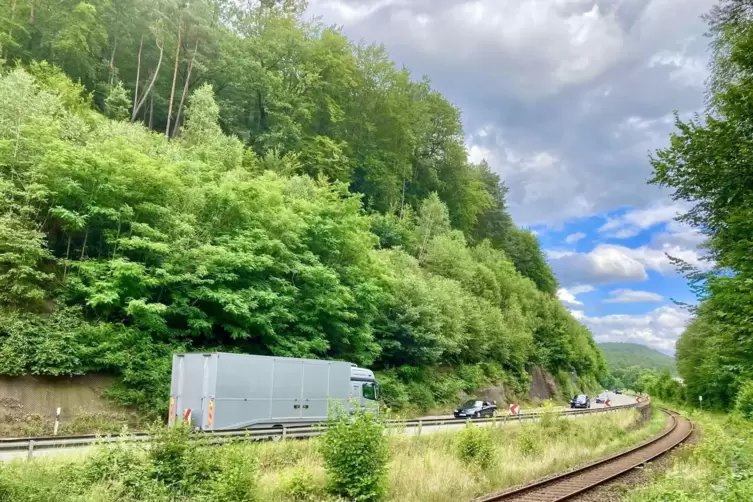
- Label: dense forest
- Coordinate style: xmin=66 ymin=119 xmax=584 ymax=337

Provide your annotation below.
xmin=649 ymin=0 xmax=753 ymax=414
xmin=599 ymin=343 xmax=677 ymax=376
xmin=598 ymin=342 xmax=678 ymax=395
xmin=0 ymin=0 xmax=605 ymax=413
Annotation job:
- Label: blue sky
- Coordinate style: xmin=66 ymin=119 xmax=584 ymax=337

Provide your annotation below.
xmin=529 ymin=204 xmax=708 ymax=354
xmin=306 ymin=0 xmax=717 ymax=354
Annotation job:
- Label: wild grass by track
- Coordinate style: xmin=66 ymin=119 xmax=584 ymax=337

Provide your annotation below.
xmin=0 ymin=407 xmax=665 ymax=502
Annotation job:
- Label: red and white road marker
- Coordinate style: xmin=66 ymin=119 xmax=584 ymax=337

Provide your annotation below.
xmin=509 ymin=403 xmax=520 ymax=415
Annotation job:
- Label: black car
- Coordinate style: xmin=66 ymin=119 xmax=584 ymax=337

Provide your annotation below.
xmin=571 ymin=394 xmax=591 ymax=409
xmin=454 ymin=400 xmax=497 ymax=419
xmin=614 ymin=388 xmax=623 ymax=394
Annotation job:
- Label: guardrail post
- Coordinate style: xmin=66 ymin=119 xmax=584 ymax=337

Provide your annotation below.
xmin=282 ymin=426 xmax=287 ymax=441
xmin=417 ymin=420 xmax=422 ymax=436
xmin=27 ymin=440 xmax=35 ymax=460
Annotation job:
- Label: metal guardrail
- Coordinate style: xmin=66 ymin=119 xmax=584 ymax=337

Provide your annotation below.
xmin=1 ymin=400 xmax=647 ymax=458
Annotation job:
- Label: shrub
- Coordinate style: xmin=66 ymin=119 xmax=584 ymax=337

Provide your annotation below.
xmin=735 ymin=380 xmax=753 ymax=419
xmin=208 ymin=441 xmax=258 ymax=502
xmin=82 ymin=428 xmax=151 ymax=494
xmin=456 ymin=423 xmax=495 ymax=470
xmin=516 ymin=426 xmax=543 ymax=457
xmin=281 ymin=467 xmax=320 ymax=501
xmin=147 ymin=422 xmax=197 ymax=489
xmin=320 ymin=405 xmax=388 ymax=502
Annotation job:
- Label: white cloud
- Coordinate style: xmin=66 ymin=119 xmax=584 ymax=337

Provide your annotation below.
xmin=548 ymin=241 xmax=710 ymax=286
xmin=651 ymin=220 xmax=707 ymax=249
xmin=557 ymin=285 xmax=595 ymax=306
xmin=599 ymin=202 xmax=688 ymax=239
xmin=604 ymin=289 xmax=664 ymax=304
xmin=565 ymin=232 xmax=586 ymax=244
xmin=307 ymin=0 xmax=713 ymax=227
xmin=571 ymin=305 xmax=692 ymax=354
xmin=648 ymin=49 xmax=707 ymax=88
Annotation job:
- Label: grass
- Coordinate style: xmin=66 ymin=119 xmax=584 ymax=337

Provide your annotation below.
xmin=0 ymin=410 xmax=145 ymax=438
xmin=626 ymin=405 xmax=753 ymax=502
xmin=0 ymin=407 xmax=666 ymax=502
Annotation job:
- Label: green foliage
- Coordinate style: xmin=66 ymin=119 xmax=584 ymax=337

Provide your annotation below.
xmin=735 ymin=381 xmax=753 ymax=419
xmin=320 ymin=405 xmax=389 ymax=502
xmin=628 ymin=412 xmax=753 ymax=502
xmin=104 ymin=82 xmax=130 ymax=121
xmin=0 ymin=16 xmax=606 ymax=414
xmin=280 ymin=467 xmax=320 ymax=501
xmin=456 ymin=423 xmax=495 ymax=469
xmin=599 ymin=343 xmax=677 ymax=376
xmin=516 ymin=426 xmax=543 ymax=457
xmin=646 ymin=1 xmax=753 ymax=412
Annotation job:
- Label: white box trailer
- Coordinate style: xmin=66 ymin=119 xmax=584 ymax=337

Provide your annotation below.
xmin=168 ymin=352 xmax=380 ymax=431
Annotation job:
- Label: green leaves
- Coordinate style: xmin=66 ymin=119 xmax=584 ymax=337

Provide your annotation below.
xmin=0 ymin=46 xmax=603 ymax=414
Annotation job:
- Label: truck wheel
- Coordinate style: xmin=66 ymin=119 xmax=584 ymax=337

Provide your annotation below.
xmin=270 ymin=424 xmax=284 ymax=442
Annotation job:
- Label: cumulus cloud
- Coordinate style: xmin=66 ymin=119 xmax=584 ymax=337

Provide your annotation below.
xmin=599 ymin=202 xmax=689 ymax=239
xmin=308 ymin=0 xmax=712 ymax=226
xmin=651 ymin=220 xmax=707 ymax=249
xmin=565 ymin=232 xmax=587 ymax=244
xmin=557 ymin=285 xmax=596 ymax=306
xmin=547 ymin=241 xmax=710 ymax=287
xmin=604 ymin=289 xmax=664 ymax=304
xmin=570 ymin=305 xmax=691 ymax=354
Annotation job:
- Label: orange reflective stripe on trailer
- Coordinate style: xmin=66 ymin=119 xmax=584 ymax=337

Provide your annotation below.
xmin=207 ymin=399 xmax=214 ymax=427
xmin=168 ymin=397 xmax=176 ymax=425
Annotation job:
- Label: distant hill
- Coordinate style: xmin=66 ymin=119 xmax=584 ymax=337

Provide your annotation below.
xmin=598 ymin=342 xmax=678 ymax=376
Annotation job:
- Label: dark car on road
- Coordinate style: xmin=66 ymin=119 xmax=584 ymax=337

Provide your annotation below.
xmin=454 ymin=400 xmax=497 ymax=419
xmin=571 ymin=394 xmax=591 ymax=409
xmin=614 ymin=388 xmax=623 ymax=394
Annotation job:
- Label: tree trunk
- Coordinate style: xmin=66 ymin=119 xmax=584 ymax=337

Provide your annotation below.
xmin=133 ymin=35 xmax=144 ymax=117
xmin=148 ymin=91 xmax=155 ymax=129
xmin=132 ymin=38 xmax=163 ymax=121
xmin=6 ymin=0 xmax=16 ymax=57
xmin=80 ymin=228 xmax=89 ymax=260
xmin=171 ymin=39 xmax=198 ymax=138
xmin=165 ymin=21 xmax=183 ymax=136
xmin=108 ymin=37 xmax=118 ymax=88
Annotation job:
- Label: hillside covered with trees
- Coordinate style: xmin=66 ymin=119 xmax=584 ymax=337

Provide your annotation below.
xmin=648 ymin=0 xmax=753 ymax=414
xmin=0 ymin=0 xmax=605 ymax=414
xmin=599 ymin=342 xmax=677 ymax=377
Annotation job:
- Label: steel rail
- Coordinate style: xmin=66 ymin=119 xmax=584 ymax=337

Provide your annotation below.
xmin=474 ymin=407 xmax=692 ymax=502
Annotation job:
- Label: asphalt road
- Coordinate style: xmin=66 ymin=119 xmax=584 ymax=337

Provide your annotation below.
xmin=418 ymin=391 xmax=638 ymax=420
xmin=0 ymin=392 xmax=640 ymax=462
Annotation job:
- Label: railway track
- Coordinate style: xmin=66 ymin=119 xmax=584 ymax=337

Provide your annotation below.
xmin=475 ymin=409 xmax=692 ymax=502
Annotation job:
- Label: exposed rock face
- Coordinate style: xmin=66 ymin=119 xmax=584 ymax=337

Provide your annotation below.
xmin=528 ymin=366 xmax=558 ymax=400
xmin=477 ymin=386 xmax=505 ymax=405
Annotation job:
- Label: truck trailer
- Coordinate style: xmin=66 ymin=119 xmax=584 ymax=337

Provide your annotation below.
xmin=168 ymin=352 xmax=380 ymax=431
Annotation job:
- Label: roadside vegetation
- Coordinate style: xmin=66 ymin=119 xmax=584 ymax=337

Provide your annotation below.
xmin=0 ymin=406 xmax=664 ymax=502
xmin=627 ymin=406 xmax=753 ymax=502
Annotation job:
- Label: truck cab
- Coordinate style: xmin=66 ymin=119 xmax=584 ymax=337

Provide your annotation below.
xmin=350 ymin=365 xmax=380 ymax=412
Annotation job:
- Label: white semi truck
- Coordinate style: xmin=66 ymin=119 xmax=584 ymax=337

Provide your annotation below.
xmin=168 ymin=352 xmax=380 ymax=431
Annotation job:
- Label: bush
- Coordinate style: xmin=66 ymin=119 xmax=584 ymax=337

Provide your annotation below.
xmin=735 ymin=380 xmax=753 ymax=419
xmin=208 ymin=441 xmax=258 ymax=502
xmin=281 ymin=467 xmax=321 ymax=501
xmin=456 ymin=423 xmax=495 ymax=470
xmin=82 ymin=429 xmax=152 ymax=494
xmin=320 ymin=405 xmax=388 ymax=502
xmin=516 ymin=426 xmax=543 ymax=457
